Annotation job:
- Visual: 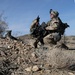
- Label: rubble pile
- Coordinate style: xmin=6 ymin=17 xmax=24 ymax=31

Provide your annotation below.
xmin=0 ymin=35 xmax=75 ymax=75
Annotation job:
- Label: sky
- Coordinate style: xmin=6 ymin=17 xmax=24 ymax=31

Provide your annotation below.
xmin=0 ymin=0 xmax=75 ymax=36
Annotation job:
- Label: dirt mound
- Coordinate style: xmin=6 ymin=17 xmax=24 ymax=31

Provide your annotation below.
xmin=0 ymin=35 xmax=75 ymax=75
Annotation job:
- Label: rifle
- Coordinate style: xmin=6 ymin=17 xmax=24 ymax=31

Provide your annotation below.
xmin=34 ymin=22 xmax=57 ymax=37
xmin=36 ymin=16 xmax=40 ymax=22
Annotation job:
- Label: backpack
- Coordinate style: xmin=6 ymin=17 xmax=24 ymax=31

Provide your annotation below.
xmin=58 ymin=23 xmax=69 ymax=35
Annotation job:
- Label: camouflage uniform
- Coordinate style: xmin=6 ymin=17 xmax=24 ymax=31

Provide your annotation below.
xmin=46 ymin=17 xmax=60 ymax=30
xmin=44 ymin=10 xmax=62 ymax=44
xmin=30 ymin=16 xmax=44 ymax=48
xmin=30 ymin=19 xmax=39 ymax=35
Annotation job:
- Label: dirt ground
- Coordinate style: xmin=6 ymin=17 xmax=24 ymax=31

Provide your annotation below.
xmin=0 ymin=35 xmax=75 ymax=75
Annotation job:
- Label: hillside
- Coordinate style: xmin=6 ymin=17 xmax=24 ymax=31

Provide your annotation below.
xmin=0 ymin=34 xmax=75 ymax=75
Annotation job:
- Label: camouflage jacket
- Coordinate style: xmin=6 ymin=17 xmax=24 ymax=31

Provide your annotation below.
xmin=30 ymin=19 xmax=39 ymax=32
xmin=46 ymin=17 xmax=62 ymax=30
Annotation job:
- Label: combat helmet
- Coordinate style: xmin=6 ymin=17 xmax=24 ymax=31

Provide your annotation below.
xmin=50 ymin=9 xmax=59 ymax=17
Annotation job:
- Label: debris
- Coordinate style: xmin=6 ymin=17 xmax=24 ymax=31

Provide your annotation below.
xmin=32 ymin=65 xmax=39 ymax=72
xmin=0 ymin=34 xmax=75 ymax=75
xmin=68 ymin=72 xmax=74 ymax=75
xmin=25 ymin=67 xmax=32 ymax=72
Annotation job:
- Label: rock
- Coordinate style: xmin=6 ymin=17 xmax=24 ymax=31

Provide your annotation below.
xmin=0 ymin=34 xmax=75 ymax=75
xmin=0 ymin=51 xmax=6 ymax=56
xmin=13 ymin=40 xmax=17 ymax=43
xmin=0 ymin=72 xmax=4 ymax=75
xmin=8 ymin=45 xmax=12 ymax=49
xmin=68 ymin=64 xmax=75 ymax=71
xmin=11 ymin=73 xmax=15 ymax=75
xmin=25 ymin=67 xmax=32 ymax=72
xmin=17 ymin=57 xmax=21 ymax=64
xmin=31 ymin=52 xmax=36 ymax=58
xmin=68 ymin=72 xmax=74 ymax=75
xmin=32 ymin=65 xmax=39 ymax=72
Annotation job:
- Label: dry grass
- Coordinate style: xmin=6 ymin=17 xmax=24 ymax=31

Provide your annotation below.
xmin=47 ymin=49 xmax=75 ymax=68
xmin=36 ymin=47 xmax=75 ymax=69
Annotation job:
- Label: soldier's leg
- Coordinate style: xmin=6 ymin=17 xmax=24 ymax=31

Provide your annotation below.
xmin=34 ymin=36 xmax=44 ymax=48
xmin=38 ymin=37 xmax=44 ymax=45
xmin=44 ymin=34 xmax=53 ymax=44
xmin=34 ymin=39 xmax=39 ymax=48
xmin=33 ymin=36 xmax=40 ymax=48
xmin=52 ymin=33 xmax=61 ymax=44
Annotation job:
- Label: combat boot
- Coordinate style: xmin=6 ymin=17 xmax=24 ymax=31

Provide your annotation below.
xmin=40 ymin=38 xmax=44 ymax=45
xmin=34 ymin=41 xmax=38 ymax=48
xmin=61 ymin=43 xmax=68 ymax=49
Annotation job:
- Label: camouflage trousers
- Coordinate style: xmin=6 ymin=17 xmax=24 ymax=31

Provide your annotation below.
xmin=44 ymin=32 xmax=61 ymax=44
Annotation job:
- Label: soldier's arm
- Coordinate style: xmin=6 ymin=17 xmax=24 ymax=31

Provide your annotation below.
xmin=45 ymin=21 xmax=53 ymax=30
xmin=46 ymin=26 xmax=54 ymax=30
xmin=30 ymin=24 xmax=34 ymax=29
xmin=46 ymin=21 xmax=56 ymax=30
xmin=52 ymin=18 xmax=60 ymax=30
xmin=52 ymin=22 xmax=59 ymax=30
xmin=30 ymin=20 xmax=37 ymax=29
xmin=46 ymin=21 xmax=59 ymax=30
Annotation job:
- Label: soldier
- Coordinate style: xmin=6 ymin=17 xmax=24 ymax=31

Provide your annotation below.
xmin=44 ymin=9 xmax=62 ymax=44
xmin=30 ymin=16 xmax=44 ymax=48
xmin=30 ymin=16 xmax=40 ymax=37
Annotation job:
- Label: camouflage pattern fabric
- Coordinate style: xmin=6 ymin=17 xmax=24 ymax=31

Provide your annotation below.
xmin=30 ymin=19 xmax=39 ymax=35
xmin=46 ymin=17 xmax=61 ymax=30
xmin=45 ymin=17 xmax=62 ymax=43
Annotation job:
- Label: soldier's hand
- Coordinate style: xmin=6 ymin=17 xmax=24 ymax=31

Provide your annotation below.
xmin=46 ymin=26 xmax=54 ymax=30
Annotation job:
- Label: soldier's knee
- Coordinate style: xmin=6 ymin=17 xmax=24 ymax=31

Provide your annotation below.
xmin=53 ymin=33 xmax=61 ymax=42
